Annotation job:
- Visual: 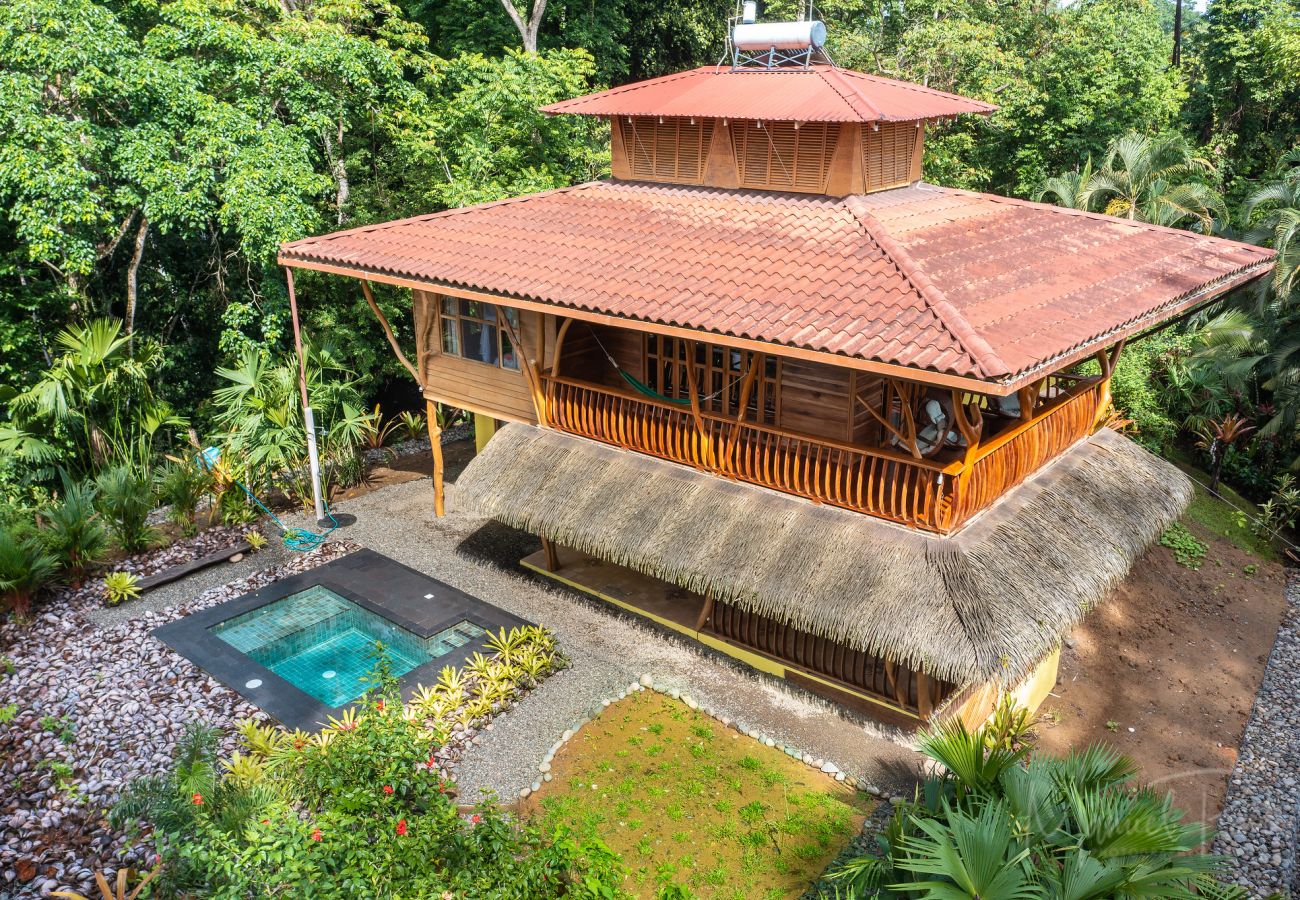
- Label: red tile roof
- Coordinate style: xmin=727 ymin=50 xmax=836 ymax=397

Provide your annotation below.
xmin=280 ymin=181 xmax=1273 ymax=387
xmin=541 ymin=65 xmax=997 ymax=123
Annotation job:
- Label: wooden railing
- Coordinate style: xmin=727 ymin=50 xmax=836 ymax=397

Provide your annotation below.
xmin=947 ymin=383 xmax=1103 ymax=526
xmin=541 ymin=374 xmax=1103 ymax=534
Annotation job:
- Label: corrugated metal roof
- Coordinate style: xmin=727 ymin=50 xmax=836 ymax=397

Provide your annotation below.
xmin=279 ymin=180 xmax=1274 ymax=386
xmin=541 ymin=65 xmax=997 ymax=123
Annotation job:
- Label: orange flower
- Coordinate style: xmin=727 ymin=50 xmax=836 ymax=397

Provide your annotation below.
xmin=396 ymin=819 xmax=407 ymax=837
xmin=470 ymin=814 xmax=481 ymax=825
xmin=376 ymin=700 xmax=385 ymax=711
xmin=310 ymin=828 xmax=322 ymax=842
xmin=191 ymin=793 xmax=203 ymax=806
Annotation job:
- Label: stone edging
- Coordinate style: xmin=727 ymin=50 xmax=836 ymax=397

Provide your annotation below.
xmin=517 ymin=673 xmax=886 ymax=802
xmin=1212 ymin=571 xmax=1300 ymax=897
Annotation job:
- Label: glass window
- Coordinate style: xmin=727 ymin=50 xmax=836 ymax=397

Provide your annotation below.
xmin=437 ymin=296 xmax=522 ymax=371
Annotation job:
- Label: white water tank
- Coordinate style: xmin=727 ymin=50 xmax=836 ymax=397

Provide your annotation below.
xmin=732 ymin=20 xmax=827 ymax=51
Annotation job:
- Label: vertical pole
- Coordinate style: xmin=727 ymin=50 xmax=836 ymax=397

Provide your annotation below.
xmin=285 ymin=267 xmax=326 ymax=525
xmin=425 ymin=399 xmax=445 ymax=518
xmin=539 ymin=536 xmax=560 ymax=572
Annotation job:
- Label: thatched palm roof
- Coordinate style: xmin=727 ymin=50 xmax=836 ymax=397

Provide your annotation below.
xmin=455 ymin=424 xmax=1192 ymax=687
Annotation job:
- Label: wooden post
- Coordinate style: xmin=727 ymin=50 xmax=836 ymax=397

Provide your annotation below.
xmin=916 ymin=671 xmax=935 ymax=719
xmin=361 ymin=280 xmax=422 ymax=386
xmin=539 ymin=536 xmax=560 ymax=572
xmin=693 ymin=591 xmax=715 ymax=633
xmin=498 ymin=309 xmax=546 ymax=423
xmin=683 ymin=340 xmax=712 ymax=468
xmin=425 ymin=399 xmax=445 ymax=518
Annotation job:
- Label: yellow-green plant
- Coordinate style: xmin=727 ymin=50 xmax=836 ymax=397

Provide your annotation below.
xmin=397 ymin=410 xmax=426 ymax=442
xmin=102 ymin=571 xmax=141 ymax=606
xmin=221 ymin=751 xmax=267 ymax=789
xmin=237 ymin=719 xmax=286 ymax=757
xmin=243 ymin=529 xmax=268 ymax=551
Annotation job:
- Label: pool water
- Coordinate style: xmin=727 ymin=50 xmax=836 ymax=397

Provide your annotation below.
xmin=211 ymin=585 xmax=486 ymax=707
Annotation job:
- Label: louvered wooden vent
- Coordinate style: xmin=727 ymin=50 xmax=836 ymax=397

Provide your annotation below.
xmin=863 ymin=122 xmax=918 ymax=191
xmin=618 ymin=117 xmax=715 ymax=184
xmin=734 ymin=121 xmax=839 ymax=193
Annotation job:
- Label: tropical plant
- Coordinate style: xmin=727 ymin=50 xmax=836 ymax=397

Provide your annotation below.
xmin=362 ymin=404 xmax=403 ymax=453
xmin=2 ymin=319 xmax=186 ymax=475
xmin=1195 ymin=414 xmax=1258 ymax=492
xmin=831 ymin=719 xmax=1242 ymax=898
xmin=102 ymin=571 xmax=142 ymax=606
xmin=94 ymin=465 xmax=157 ymax=553
xmin=1037 ymin=133 xmax=1226 ymax=232
xmin=0 ymin=526 xmax=60 ymax=618
xmin=397 ymin=410 xmax=427 ymax=442
xmin=244 ymin=530 xmax=268 ymax=551
xmin=211 ymin=343 xmax=371 ymax=511
xmin=40 ymin=474 xmax=108 ymax=582
xmin=155 ymin=460 xmax=212 ymax=537
xmin=1243 ymin=148 xmax=1300 ymax=303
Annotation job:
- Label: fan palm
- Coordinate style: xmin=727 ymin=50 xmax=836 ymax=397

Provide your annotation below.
xmin=1243 ymin=147 xmax=1300 ymax=303
xmin=0 ymin=527 xmax=60 ymax=618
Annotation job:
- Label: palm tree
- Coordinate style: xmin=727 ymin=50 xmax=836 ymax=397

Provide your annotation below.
xmin=1242 ymin=147 xmax=1300 ymax=310
xmin=1195 ymin=413 xmax=1257 ymax=492
xmin=1037 ymin=133 xmax=1227 ymax=233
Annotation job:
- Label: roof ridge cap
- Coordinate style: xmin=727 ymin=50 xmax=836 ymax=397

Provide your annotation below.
xmin=845 ymin=196 xmax=1009 ymax=379
xmin=817 ymin=66 xmax=884 ymax=120
xmin=280 ymin=182 xmax=603 ymax=253
xmin=838 ymin=69 xmax=998 ymax=110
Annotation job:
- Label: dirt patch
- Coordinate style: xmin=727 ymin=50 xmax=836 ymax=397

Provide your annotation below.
xmin=332 ymin=439 xmax=477 ymax=502
xmin=1035 ymin=520 xmax=1289 ymax=824
xmin=522 ymin=691 xmax=873 ymax=899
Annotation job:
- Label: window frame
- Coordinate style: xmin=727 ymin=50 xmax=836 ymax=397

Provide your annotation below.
xmin=437 ymin=297 xmax=521 ymax=371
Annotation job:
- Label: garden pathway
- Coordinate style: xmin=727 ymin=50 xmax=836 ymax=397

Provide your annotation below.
xmin=281 ymin=473 xmax=922 ymax=803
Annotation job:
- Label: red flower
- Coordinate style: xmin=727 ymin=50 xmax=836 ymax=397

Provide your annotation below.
xmin=260 ymin=819 xmax=269 ymax=825
xmin=470 ymin=814 xmax=481 ymax=825
xmin=383 ymin=785 xmax=394 ymax=795
xmin=396 ymin=819 xmax=407 ymax=837
xmin=376 ymin=700 xmax=385 ymax=711
xmin=310 ymin=828 xmax=322 ymax=842
xmin=426 ymin=755 xmax=437 ymax=770
xmin=191 ymin=793 xmax=203 ymax=806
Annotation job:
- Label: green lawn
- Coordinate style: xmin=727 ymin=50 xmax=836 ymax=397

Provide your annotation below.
xmin=526 ymin=692 xmax=873 ymax=899
xmin=1166 ymin=448 xmax=1278 ymax=561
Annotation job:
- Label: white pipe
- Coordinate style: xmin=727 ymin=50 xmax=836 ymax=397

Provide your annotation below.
xmin=304 ymin=406 xmax=326 ymax=524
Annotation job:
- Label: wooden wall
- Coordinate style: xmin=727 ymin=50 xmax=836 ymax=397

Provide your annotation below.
xmin=610 ymin=116 xmax=925 ymax=196
xmin=412 ymin=290 xmax=550 ymax=425
xmin=777 ymin=358 xmax=855 ymax=441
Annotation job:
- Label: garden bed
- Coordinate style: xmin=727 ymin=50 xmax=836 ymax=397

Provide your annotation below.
xmin=522 ymin=691 xmax=874 ymax=899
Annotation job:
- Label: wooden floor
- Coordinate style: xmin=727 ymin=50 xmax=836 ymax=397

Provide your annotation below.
xmin=521 ymin=546 xmax=923 ymax=730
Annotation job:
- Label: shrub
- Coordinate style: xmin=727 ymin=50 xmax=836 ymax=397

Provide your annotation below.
xmin=40 ymin=475 xmax=108 ymax=582
xmin=94 ymin=465 xmax=157 ymax=553
xmin=155 ymin=460 xmax=212 ymax=537
xmin=0 ymin=526 xmax=60 ymax=618
xmin=831 ymin=719 xmax=1246 ymax=898
xmin=102 ymin=571 xmax=142 ymax=606
xmin=1107 ymin=330 xmax=1190 ymax=452
xmin=397 ymin=410 xmax=426 ymax=442
xmin=114 ymin=660 xmax=619 ymax=898
xmin=1161 ymin=522 xmax=1209 ymax=569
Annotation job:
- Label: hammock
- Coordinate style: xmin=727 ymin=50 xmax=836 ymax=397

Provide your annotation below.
xmin=586 ymin=324 xmax=718 ymax=407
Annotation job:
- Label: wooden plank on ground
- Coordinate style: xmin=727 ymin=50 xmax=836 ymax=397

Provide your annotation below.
xmin=137 ymin=540 xmax=254 ymax=592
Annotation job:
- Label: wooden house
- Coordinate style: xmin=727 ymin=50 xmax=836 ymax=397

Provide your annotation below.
xmin=279 ymin=55 xmax=1274 ymax=729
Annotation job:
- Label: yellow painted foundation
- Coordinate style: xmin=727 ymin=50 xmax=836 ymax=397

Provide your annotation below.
xmin=473 ymin=414 xmax=498 ymax=453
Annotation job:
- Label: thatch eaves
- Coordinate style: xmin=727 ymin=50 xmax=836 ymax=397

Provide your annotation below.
xmin=455 ymin=425 xmax=1192 ymax=687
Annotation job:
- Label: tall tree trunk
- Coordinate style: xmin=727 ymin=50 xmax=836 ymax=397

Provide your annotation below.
xmin=125 ymin=216 xmax=149 ymax=353
xmin=1172 ymin=0 xmax=1183 ymax=67
xmin=325 ymin=120 xmax=349 ymax=226
xmin=497 ymin=0 xmax=547 ymax=53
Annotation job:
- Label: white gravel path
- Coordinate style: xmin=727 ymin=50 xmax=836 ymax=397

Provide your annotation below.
xmin=280 ymin=474 xmax=923 ymax=805
xmin=1212 ymin=570 xmax=1300 ymax=897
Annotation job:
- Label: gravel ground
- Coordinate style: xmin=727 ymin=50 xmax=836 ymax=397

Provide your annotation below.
xmin=1212 ymin=570 xmax=1300 ymax=897
xmin=279 ymin=475 xmax=923 ymax=805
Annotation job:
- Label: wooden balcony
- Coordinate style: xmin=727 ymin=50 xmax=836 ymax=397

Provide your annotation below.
xmin=541 ymin=373 xmax=1103 ymax=534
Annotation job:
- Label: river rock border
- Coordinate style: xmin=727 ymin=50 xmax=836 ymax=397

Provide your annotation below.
xmin=1212 ymin=570 xmax=1300 ymax=897
xmin=515 ymin=673 xmax=889 ymax=802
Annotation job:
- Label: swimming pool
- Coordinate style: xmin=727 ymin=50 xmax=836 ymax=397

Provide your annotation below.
xmin=211 ymin=585 xmax=486 ymax=707
xmin=152 ymin=549 xmax=530 ymax=730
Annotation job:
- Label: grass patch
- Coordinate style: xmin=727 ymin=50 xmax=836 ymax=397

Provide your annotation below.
xmin=1166 ymin=449 xmax=1277 ymax=561
xmin=526 ymin=692 xmax=872 ymax=899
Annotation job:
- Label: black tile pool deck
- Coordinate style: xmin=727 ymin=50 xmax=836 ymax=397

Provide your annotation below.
xmin=152 ymin=549 xmax=531 ymax=731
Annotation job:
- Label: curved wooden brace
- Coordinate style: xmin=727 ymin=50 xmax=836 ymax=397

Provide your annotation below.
xmin=360 ymin=280 xmax=422 ymax=388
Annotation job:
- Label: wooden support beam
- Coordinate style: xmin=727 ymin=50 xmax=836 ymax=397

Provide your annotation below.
xmin=425 ymin=399 xmax=445 ymax=518
xmin=694 ymin=590 xmax=715 ymax=633
xmin=361 ymin=280 xmax=422 ymax=387
xmin=539 ymin=536 xmax=560 ymax=572
xmin=551 ymin=318 xmax=574 ymax=377
xmin=916 ymin=671 xmax=935 ymax=719
xmin=498 ymin=309 xmax=546 ymax=423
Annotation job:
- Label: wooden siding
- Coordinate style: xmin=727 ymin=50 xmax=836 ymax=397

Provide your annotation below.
xmin=610 ymin=117 xmax=923 ymax=196
xmin=863 ymin=121 xmax=922 ymax=191
xmin=413 ymin=289 xmax=546 ymax=424
xmin=778 ymin=358 xmax=854 ymax=441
